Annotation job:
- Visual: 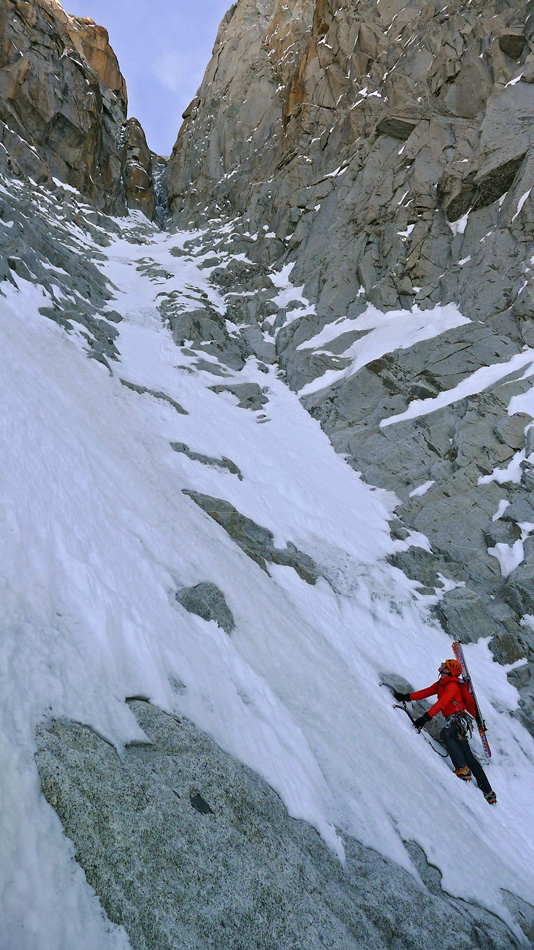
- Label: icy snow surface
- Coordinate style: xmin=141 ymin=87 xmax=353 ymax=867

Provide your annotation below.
xmin=1 ymin=209 xmax=534 ymax=949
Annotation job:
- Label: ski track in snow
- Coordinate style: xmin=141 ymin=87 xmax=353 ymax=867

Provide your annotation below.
xmin=1 ymin=204 xmax=534 ymax=948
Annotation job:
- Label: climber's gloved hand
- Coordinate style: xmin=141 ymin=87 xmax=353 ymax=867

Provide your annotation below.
xmin=393 ymin=690 xmax=411 ymax=703
xmin=413 ymin=712 xmax=431 ymax=731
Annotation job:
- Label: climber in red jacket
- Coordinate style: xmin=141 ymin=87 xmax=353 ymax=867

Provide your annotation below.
xmin=394 ymin=659 xmax=497 ymax=804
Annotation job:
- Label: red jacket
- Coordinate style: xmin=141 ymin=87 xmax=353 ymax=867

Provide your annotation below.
xmin=409 ymin=674 xmax=466 ymax=719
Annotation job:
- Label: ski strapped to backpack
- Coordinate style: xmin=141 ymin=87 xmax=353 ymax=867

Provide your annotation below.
xmin=452 ymin=640 xmax=492 ymax=759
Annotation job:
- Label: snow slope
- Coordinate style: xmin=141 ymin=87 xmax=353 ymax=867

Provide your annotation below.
xmin=1 ymin=197 xmax=534 ymax=949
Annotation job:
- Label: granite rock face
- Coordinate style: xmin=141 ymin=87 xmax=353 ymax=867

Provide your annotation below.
xmin=168 ymin=0 xmax=534 ymax=314
xmin=0 ymin=0 xmax=157 ymax=214
xmin=166 ymin=0 xmax=534 ymax=733
xmin=123 ymin=117 xmax=157 ymax=219
xmin=175 ymin=581 xmax=236 ymax=634
xmin=35 ymin=700 xmax=526 ymax=950
xmin=183 ymin=490 xmax=321 ymax=583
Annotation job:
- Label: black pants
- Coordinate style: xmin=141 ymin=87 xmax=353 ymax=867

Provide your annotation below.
xmin=440 ymin=721 xmax=492 ymax=794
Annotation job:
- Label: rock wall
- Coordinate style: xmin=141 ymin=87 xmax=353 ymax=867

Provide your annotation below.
xmin=167 ymin=0 xmax=534 ymax=734
xmin=0 ymin=0 xmax=156 ymax=214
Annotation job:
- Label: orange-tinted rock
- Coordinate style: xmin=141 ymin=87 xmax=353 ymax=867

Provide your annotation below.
xmin=70 ymin=16 xmax=127 ymax=102
xmin=0 ymin=0 xmax=157 ymax=216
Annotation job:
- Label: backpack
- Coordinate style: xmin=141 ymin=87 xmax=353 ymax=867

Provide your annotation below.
xmin=459 ymin=679 xmax=477 ymax=720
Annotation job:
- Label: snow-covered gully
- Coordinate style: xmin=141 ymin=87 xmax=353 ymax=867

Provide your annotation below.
xmin=1 ymin=197 xmax=534 ymax=948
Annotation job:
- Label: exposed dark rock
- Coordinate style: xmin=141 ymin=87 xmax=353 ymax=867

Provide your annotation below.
xmin=176 ymin=582 xmax=235 ymax=634
xmin=189 ymin=790 xmax=213 ymax=814
xmin=119 ymin=380 xmax=188 ymax=415
xmin=376 ymin=117 xmax=418 ymax=140
xmin=491 ymin=633 xmax=527 ymax=665
xmin=209 ymin=382 xmax=269 ymax=411
xmin=433 ymin=588 xmax=504 ymax=644
xmin=494 ymin=414 xmax=530 ymax=450
xmin=387 ymin=548 xmax=445 ymax=590
xmin=182 ymin=490 xmax=320 ymax=584
xmin=504 ymin=561 xmax=534 ymax=615
xmin=499 ymin=33 xmax=526 ymax=59
xmin=164 ymin=304 xmax=250 ymax=372
xmin=0 ymin=163 xmax=128 ymax=361
xmin=484 ymin=521 xmax=521 ymax=547
xmin=170 ymin=442 xmax=243 ymax=479
xmin=41 ymin=306 xmax=120 ymax=361
xmin=471 ymin=154 xmax=527 ymax=213
xmin=503 ymin=498 xmax=534 ymax=524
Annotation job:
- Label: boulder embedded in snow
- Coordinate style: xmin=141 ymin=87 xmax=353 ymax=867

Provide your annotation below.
xmin=175 ymin=582 xmax=235 ymax=634
xmin=170 ymin=442 xmax=243 ymax=479
xmin=120 ymin=380 xmax=188 ymax=415
xmin=209 ymin=382 xmax=268 ymax=411
xmin=165 ymin=304 xmax=250 ymax=372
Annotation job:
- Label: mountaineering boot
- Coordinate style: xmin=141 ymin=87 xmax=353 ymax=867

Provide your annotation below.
xmin=454 ymin=766 xmax=472 ymax=780
xmin=484 ymin=790 xmax=497 ymax=805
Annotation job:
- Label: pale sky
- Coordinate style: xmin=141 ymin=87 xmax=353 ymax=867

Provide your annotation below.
xmin=64 ymin=0 xmax=232 ymax=156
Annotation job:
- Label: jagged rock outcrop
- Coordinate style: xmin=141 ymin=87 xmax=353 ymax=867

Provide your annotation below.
xmin=35 ymin=700 xmax=527 ymax=950
xmin=123 ymin=117 xmax=156 ymax=219
xmin=166 ymin=0 xmax=534 ymax=733
xmin=0 ymin=162 xmax=126 ymax=363
xmin=183 ymin=490 xmax=321 ymax=583
xmin=175 ymin=582 xmax=236 ymax=633
xmin=0 ymin=0 xmax=157 ymax=214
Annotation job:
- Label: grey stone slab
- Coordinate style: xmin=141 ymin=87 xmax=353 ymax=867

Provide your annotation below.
xmin=35 ymin=700 xmax=526 ymax=950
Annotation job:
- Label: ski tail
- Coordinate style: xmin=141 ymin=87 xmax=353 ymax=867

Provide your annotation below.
xmin=452 ymin=641 xmax=492 ymax=759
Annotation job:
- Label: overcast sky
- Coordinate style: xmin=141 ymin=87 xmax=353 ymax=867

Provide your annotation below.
xmin=64 ymin=0 xmax=232 ymax=156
